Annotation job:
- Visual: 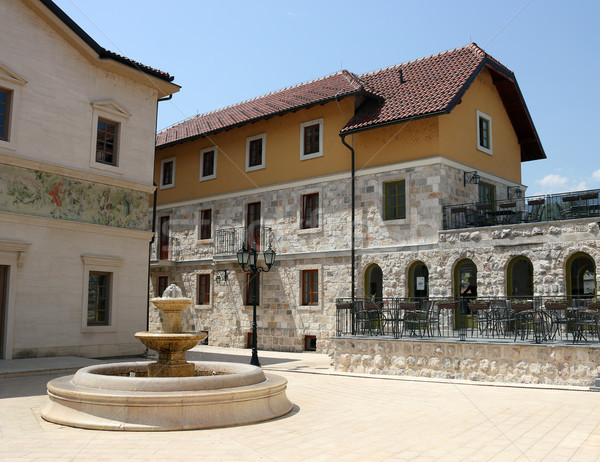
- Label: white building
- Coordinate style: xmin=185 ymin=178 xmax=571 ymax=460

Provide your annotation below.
xmin=0 ymin=0 xmax=179 ymax=359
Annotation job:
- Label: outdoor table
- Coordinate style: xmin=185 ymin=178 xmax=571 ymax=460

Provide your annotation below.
xmin=569 ymin=308 xmax=599 ymax=343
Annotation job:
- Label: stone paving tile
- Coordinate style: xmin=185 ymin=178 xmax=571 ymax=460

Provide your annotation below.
xmin=1 ymin=349 xmax=600 ymax=461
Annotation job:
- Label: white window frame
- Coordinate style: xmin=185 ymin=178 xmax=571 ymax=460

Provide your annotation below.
xmin=89 ymin=100 xmax=130 ymax=174
xmin=160 ymin=156 xmax=176 ymax=189
xmin=0 ymin=64 xmax=27 ymax=153
xmin=199 ymin=146 xmax=217 ymax=181
xmin=297 ymin=265 xmax=323 ymax=310
xmin=298 ymin=186 xmax=323 ymax=234
xmin=81 ymin=255 xmax=122 ymax=333
xmin=299 ymin=118 xmax=324 ymax=160
xmin=476 ymin=110 xmax=493 ymax=155
xmin=245 ymin=133 xmax=266 ymax=172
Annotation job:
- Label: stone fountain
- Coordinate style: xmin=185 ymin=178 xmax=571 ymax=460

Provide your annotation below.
xmin=41 ymin=285 xmax=293 ymax=431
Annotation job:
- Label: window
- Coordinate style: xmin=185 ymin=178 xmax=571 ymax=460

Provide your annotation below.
xmin=384 ymin=180 xmax=406 ymax=220
xmin=198 ymin=274 xmax=210 ymax=305
xmin=160 ymin=157 xmax=175 ymax=189
xmin=200 ymin=147 xmax=217 ymax=181
xmin=302 ymin=270 xmax=319 ymax=305
xmin=87 ymin=271 xmax=111 ymax=326
xmin=476 ymin=110 xmax=493 ymax=154
xmin=96 ymin=118 xmax=119 ymax=166
xmin=300 ymin=118 xmax=323 ymax=159
xmin=0 ymin=88 xmax=12 ymax=141
xmin=200 ymin=209 xmax=212 ymax=240
xmin=81 ymin=255 xmax=121 ymax=332
xmin=159 ymin=216 xmax=170 ymax=260
xmin=157 ymin=276 xmax=169 ymax=298
xmin=478 ymin=181 xmax=496 ymax=205
xmin=245 ymin=134 xmax=266 ymax=171
xmin=301 ymin=193 xmax=319 ymax=229
xmin=245 ymin=273 xmax=260 ymax=306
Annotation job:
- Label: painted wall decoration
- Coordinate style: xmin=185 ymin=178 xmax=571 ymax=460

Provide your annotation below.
xmin=0 ymin=163 xmax=149 ymax=230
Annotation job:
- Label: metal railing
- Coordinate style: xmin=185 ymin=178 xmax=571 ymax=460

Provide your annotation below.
xmin=335 ymin=296 xmax=600 ymax=344
xmin=443 ymin=189 xmax=600 ymax=230
xmin=215 ymin=226 xmax=274 ymax=256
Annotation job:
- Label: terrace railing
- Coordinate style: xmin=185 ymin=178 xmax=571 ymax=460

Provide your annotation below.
xmin=335 ymin=296 xmax=600 ymax=344
xmin=443 ymin=189 xmax=600 ymax=230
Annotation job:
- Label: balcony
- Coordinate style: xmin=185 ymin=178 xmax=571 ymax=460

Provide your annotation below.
xmin=215 ymin=226 xmax=274 ymax=256
xmin=443 ymin=189 xmax=600 ymax=230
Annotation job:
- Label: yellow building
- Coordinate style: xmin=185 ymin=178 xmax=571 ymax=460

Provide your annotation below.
xmin=151 ymin=44 xmax=597 ymax=353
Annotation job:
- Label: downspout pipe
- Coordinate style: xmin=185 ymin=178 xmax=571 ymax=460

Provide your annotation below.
xmin=340 ymin=134 xmax=355 ymax=303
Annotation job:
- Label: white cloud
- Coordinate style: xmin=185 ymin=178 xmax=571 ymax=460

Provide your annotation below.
xmin=593 ymin=170 xmax=600 ymax=182
xmin=537 ymin=174 xmax=568 ymax=189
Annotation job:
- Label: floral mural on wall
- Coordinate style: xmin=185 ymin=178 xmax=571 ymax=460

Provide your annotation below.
xmin=0 ymin=164 xmax=149 ymax=230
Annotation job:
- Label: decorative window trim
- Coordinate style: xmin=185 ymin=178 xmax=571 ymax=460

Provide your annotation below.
xmin=382 ymin=177 xmax=408 ymax=223
xmin=0 ymin=64 xmax=27 ymax=153
xmin=199 ymin=146 xmax=217 ymax=181
xmin=81 ymin=255 xmax=123 ymax=333
xmin=195 ymin=272 xmax=213 ymax=309
xmin=89 ymin=100 xmax=130 ymax=174
xmin=298 ymin=187 xmax=323 ymax=234
xmin=299 ymin=118 xmax=324 ymax=160
xmin=245 ymin=133 xmax=266 ymax=172
xmin=297 ymin=265 xmax=323 ymax=311
xmin=476 ymin=110 xmax=493 ymax=155
xmin=160 ymin=156 xmax=176 ymax=189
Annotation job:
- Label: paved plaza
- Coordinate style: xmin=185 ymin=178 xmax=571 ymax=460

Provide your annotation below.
xmin=1 ymin=346 xmax=600 ymax=461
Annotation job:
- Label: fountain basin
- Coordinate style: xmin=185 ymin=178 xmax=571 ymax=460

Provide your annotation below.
xmin=42 ymin=361 xmax=293 ymax=431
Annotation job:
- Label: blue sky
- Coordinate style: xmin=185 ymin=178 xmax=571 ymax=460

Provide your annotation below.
xmin=53 ymin=0 xmax=600 ymax=195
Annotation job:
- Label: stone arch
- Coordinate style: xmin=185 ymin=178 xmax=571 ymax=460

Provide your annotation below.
xmin=453 ymin=258 xmax=478 ymax=298
xmin=506 ymin=256 xmax=534 ymax=298
xmin=565 ymin=251 xmax=597 ymax=298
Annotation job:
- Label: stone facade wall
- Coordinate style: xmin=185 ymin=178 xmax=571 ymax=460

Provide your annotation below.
xmin=330 ymin=338 xmax=600 ymax=387
xmin=151 ymin=159 xmax=600 ymax=355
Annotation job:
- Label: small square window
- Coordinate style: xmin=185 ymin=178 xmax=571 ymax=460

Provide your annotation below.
xmin=300 ymin=118 xmax=323 ymax=159
xmin=301 ymin=193 xmax=319 ymax=229
xmin=476 ymin=110 xmax=493 ymax=155
xmin=384 ymin=180 xmax=406 ymax=220
xmin=0 ymin=87 xmax=12 ymax=142
xmin=160 ymin=157 xmax=175 ymax=189
xmin=200 ymin=147 xmax=217 ymax=181
xmin=200 ymin=209 xmax=212 ymax=240
xmin=301 ymin=269 xmax=319 ymax=305
xmin=197 ymin=274 xmax=210 ymax=305
xmin=245 ymin=134 xmax=266 ymax=171
xmin=87 ymin=271 xmax=112 ymax=326
xmin=96 ymin=118 xmax=119 ymax=166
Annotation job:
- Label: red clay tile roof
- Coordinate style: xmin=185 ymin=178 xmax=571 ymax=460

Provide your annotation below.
xmin=156 ymin=71 xmax=364 ymax=147
xmin=156 ymin=43 xmax=544 ymax=161
xmin=341 ymin=43 xmax=489 ymax=133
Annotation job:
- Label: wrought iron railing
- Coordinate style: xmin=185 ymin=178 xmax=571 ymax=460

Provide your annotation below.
xmin=443 ymin=189 xmax=600 ymax=230
xmin=335 ymin=296 xmax=600 ymax=344
xmin=215 ymin=226 xmax=274 ymax=256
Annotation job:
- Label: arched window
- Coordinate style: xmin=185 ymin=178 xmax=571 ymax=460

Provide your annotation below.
xmin=364 ymin=264 xmax=383 ymax=301
xmin=566 ymin=253 xmax=596 ymax=299
xmin=507 ymin=256 xmax=533 ymax=297
xmin=454 ymin=259 xmax=477 ymax=299
xmin=408 ymin=261 xmax=429 ymax=298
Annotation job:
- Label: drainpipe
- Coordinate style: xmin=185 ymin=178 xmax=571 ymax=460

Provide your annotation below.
xmin=147 ymin=182 xmax=157 ymax=333
xmin=340 ymin=134 xmax=355 ymax=302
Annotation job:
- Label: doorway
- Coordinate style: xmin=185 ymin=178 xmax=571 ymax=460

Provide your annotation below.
xmin=507 ymin=257 xmax=533 ymax=297
xmin=364 ymin=264 xmax=383 ymax=300
xmin=408 ymin=261 xmax=429 ymax=298
xmin=566 ymin=252 xmax=596 ymax=299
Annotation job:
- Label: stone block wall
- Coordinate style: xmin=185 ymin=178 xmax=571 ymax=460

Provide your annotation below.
xmin=330 ymin=338 xmax=600 ymax=387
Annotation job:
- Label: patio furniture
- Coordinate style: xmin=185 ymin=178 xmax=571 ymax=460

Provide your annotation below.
xmin=571 ymin=309 xmax=599 ymax=344
xmin=468 ymin=301 xmax=491 ymax=337
xmin=402 ymin=301 xmax=430 ymax=338
xmin=355 ymin=303 xmax=385 ymax=336
xmin=526 ymin=198 xmax=545 ymax=222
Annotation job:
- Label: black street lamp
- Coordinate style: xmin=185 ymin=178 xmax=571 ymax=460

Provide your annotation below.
xmin=236 ymin=244 xmax=276 ymax=367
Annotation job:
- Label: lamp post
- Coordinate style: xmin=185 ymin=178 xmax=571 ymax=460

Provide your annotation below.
xmin=236 ymin=244 xmax=276 ymax=367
